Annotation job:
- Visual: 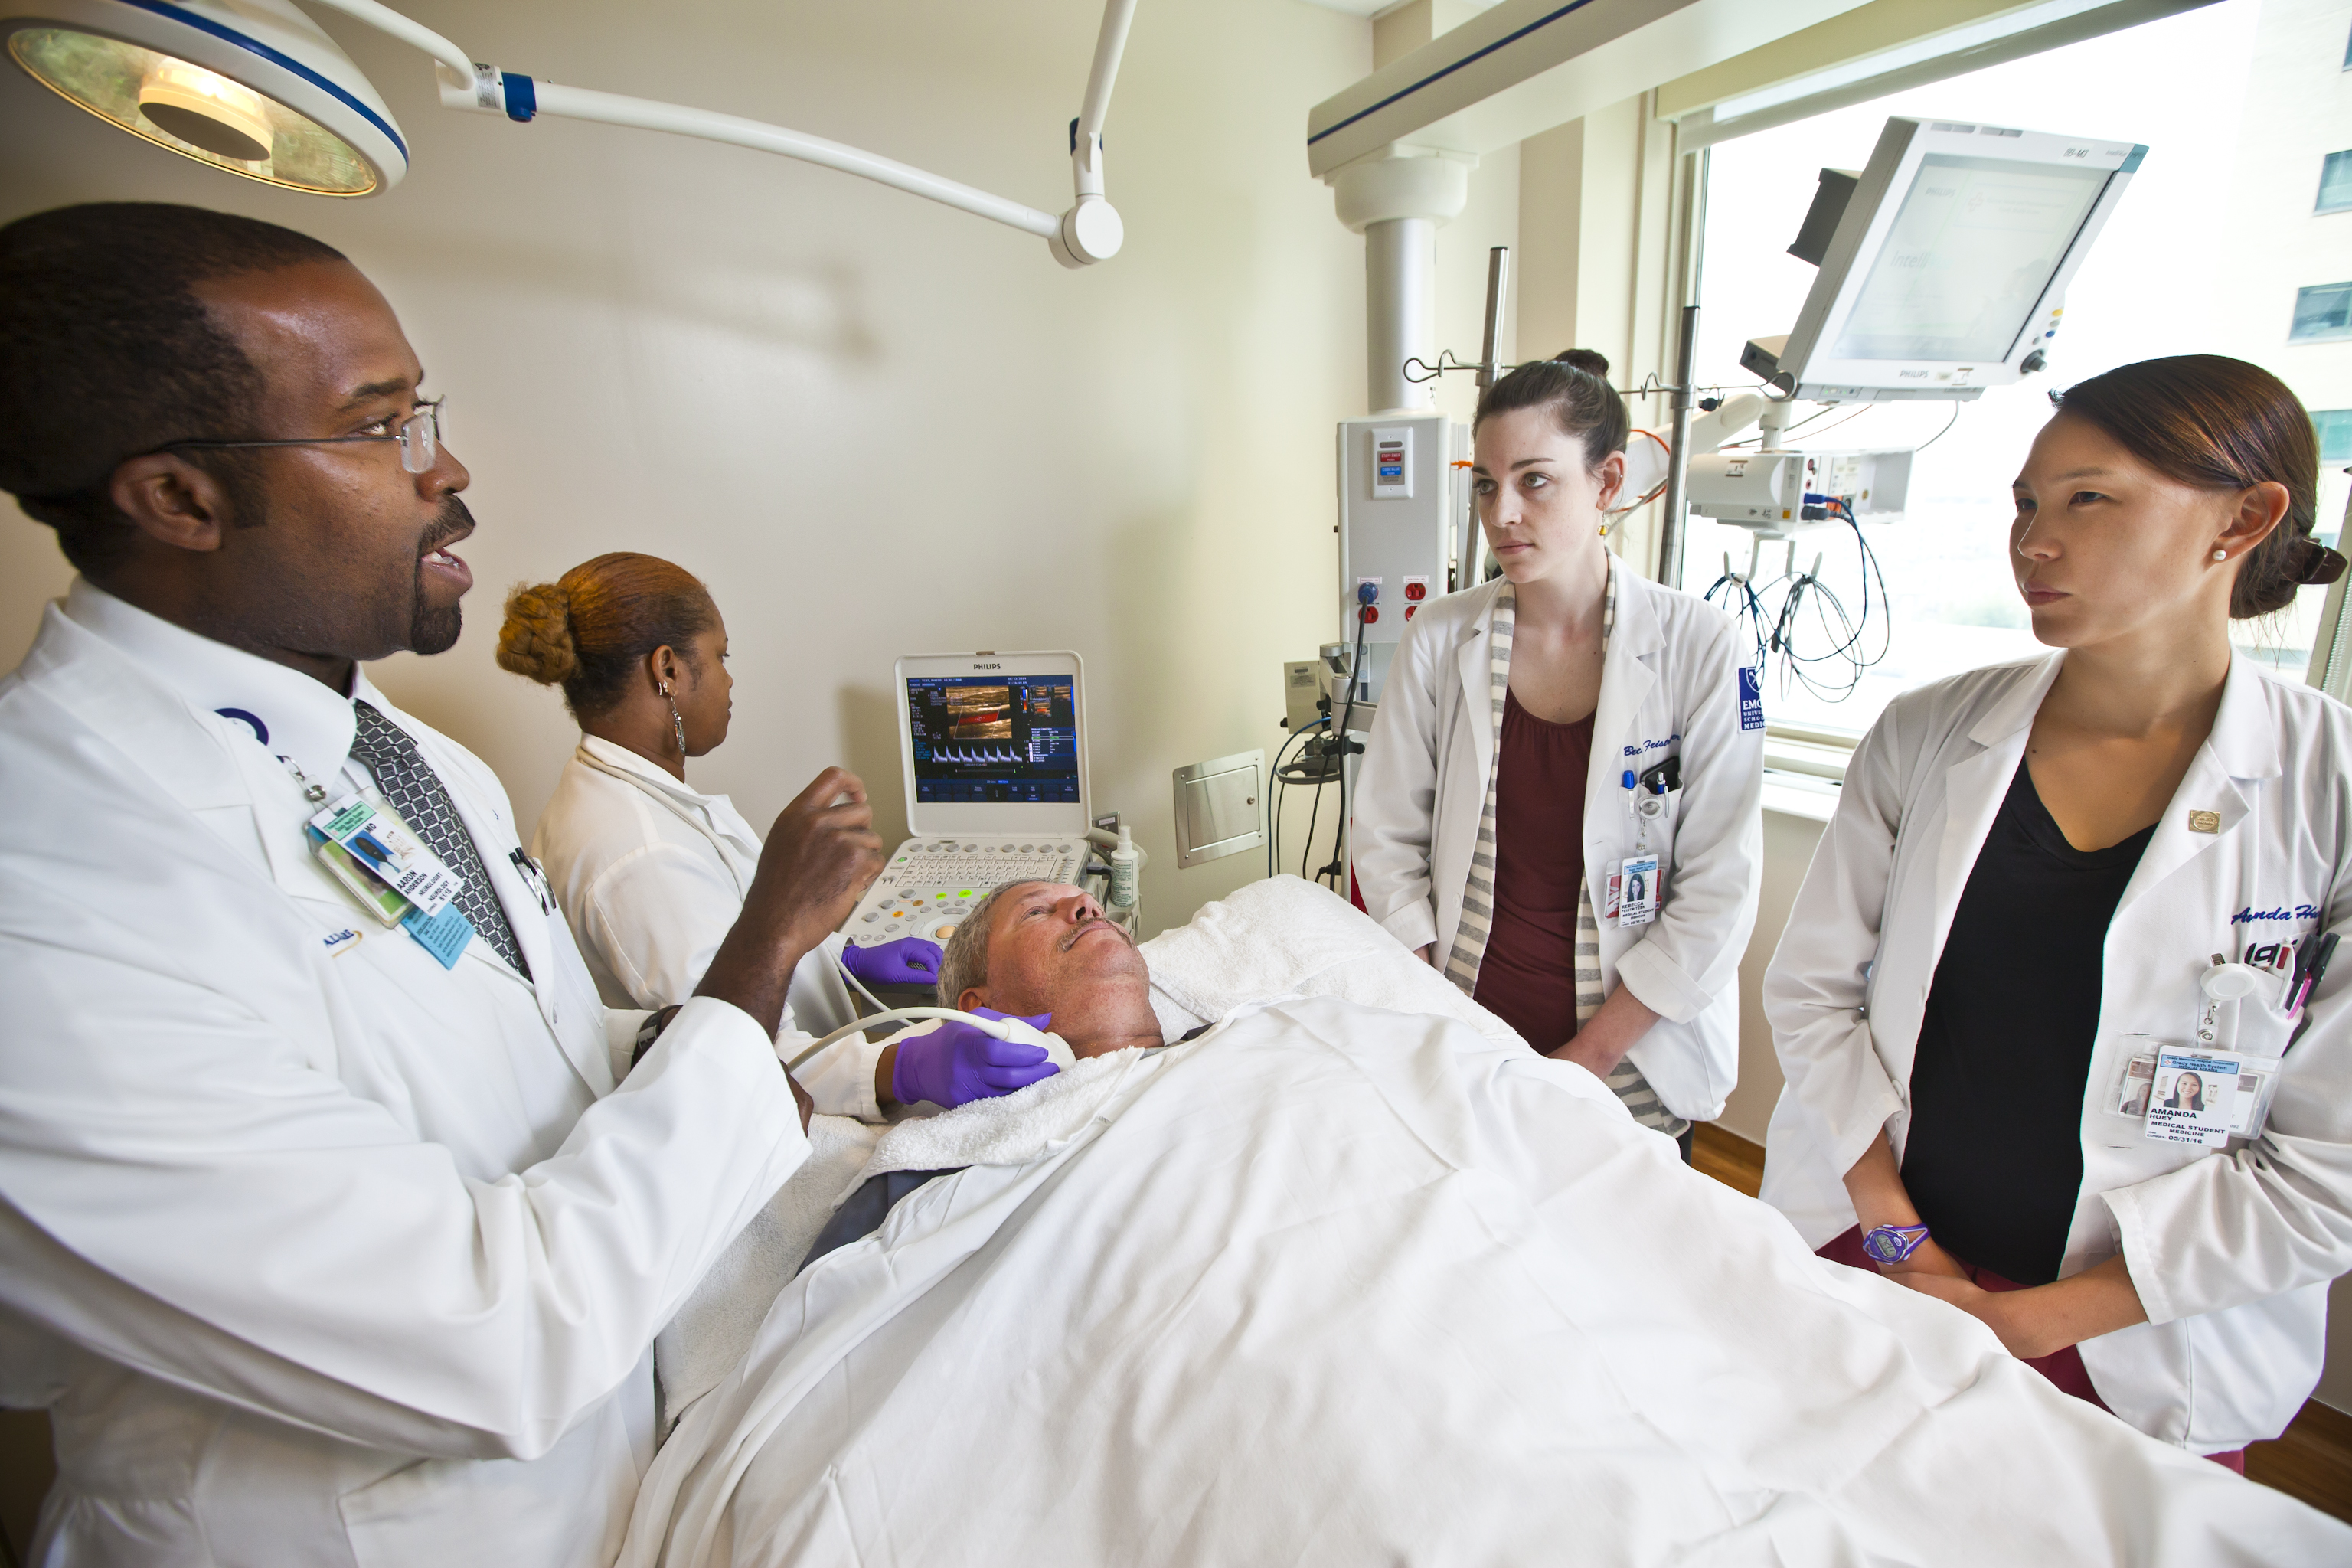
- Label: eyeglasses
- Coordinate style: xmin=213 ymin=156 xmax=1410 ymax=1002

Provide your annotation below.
xmin=159 ymin=397 xmax=445 ymax=475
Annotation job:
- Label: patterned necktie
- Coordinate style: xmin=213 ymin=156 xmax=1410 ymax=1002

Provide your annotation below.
xmin=349 ymin=701 xmax=530 ymax=978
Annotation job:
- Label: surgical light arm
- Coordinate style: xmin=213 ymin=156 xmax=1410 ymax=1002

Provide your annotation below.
xmin=307 ymin=0 xmax=1137 ymax=266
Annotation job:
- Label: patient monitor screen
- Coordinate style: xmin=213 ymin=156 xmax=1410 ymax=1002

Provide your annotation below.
xmin=906 ymin=675 xmax=1080 ymax=804
xmin=1829 ymin=154 xmax=2109 ymax=364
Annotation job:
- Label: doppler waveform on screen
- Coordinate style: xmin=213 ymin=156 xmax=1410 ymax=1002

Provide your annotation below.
xmin=907 ymin=677 xmax=1080 ymax=802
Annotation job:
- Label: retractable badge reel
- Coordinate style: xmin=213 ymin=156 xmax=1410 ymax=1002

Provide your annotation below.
xmin=1611 ymin=758 xmax=1677 ymax=928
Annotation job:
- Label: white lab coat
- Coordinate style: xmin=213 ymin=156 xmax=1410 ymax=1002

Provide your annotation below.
xmin=1353 ymin=564 xmax=1766 ymax=1121
xmin=1761 ymin=652 xmax=2352 ymax=1452
xmin=531 ymin=737 xmax=884 ymax=1120
xmin=0 ymin=583 xmax=811 ymax=1566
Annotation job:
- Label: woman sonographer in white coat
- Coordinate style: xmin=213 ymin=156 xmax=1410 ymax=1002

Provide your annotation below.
xmin=1761 ymin=355 xmax=2352 ymax=1466
xmin=1354 ymin=351 xmax=1765 ymax=1152
xmin=501 ymin=555 xmax=1054 ymax=1119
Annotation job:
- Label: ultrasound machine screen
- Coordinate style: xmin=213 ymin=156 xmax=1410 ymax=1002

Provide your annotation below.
xmin=906 ymin=675 xmax=1080 ymax=804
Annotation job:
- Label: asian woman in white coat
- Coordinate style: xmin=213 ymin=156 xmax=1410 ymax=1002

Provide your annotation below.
xmin=500 ymin=555 xmax=1054 ymax=1118
xmin=1761 ymin=355 xmax=2352 ymax=1468
xmin=1354 ymin=351 xmax=1765 ymax=1152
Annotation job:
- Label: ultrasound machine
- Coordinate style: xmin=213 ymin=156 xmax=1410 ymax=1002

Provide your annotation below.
xmin=841 ymin=651 xmax=1095 ymax=951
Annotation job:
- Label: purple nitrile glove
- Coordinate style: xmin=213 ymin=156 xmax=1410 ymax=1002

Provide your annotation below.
xmin=841 ymin=936 xmax=943 ymax=988
xmin=890 ymin=1008 xmax=1057 ymax=1109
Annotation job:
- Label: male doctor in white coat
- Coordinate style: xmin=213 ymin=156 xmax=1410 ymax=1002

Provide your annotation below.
xmin=0 ymin=203 xmax=884 ymax=1563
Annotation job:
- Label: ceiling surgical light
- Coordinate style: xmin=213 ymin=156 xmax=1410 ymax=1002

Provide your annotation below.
xmin=137 ymin=58 xmax=271 ymax=161
xmin=2 ymin=0 xmax=1136 ymax=264
xmin=5 ymin=1 xmax=399 ymax=194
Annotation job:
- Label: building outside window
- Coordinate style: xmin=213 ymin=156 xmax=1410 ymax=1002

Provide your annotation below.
xmin=2320 ymin=148 xmax=2352 ymax=213
xmin=1677 ymin=0 xmax=2352 ymax=740
xmin=2295 ymin=283 xmax=2352 ymax=343
xmin=2318 ymin=408 xmax=2352 ymax=464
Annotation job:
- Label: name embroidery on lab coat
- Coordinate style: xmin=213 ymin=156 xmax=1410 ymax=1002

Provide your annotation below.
xmin=2231 ymin=903 xmax=2324 ymax=925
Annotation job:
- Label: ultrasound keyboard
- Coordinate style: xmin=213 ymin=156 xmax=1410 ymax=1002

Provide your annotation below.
xmin=844 ymin=837 xmax=1089 ymax=946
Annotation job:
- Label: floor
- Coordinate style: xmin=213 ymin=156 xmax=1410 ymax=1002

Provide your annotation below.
xmin=1690 ymin=1122 xmax=2352 ymax=1524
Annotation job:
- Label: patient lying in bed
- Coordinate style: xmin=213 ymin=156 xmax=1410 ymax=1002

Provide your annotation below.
xmin=626 ymin=877 xmax=2348 ymax=1568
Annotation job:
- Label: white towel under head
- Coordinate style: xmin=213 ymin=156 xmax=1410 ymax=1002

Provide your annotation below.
xmin=1139 ymin=874 xmax=1523 ymax=1047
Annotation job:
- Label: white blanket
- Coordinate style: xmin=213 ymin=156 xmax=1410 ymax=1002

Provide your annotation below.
xmin=654 ymin=876 xmax=1508 ymax=1429
xmin=654 ymin=1112 xmax=880 ymax=1431
xmin=622 ymin=989 xmax=2347 ymax=1565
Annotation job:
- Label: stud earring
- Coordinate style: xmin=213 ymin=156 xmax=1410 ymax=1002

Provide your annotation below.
xmin=2213 ymin=549 xmax=2229 ymax=561
xmin=658 ymin=680 xmax=687 ymax=756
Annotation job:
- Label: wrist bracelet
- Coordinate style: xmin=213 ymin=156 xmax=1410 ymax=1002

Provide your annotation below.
xmin=1860 ymin=1223 xmax=1931 ymax=1265
xmin=631 ymin=1004 xmax=684 ymax=1070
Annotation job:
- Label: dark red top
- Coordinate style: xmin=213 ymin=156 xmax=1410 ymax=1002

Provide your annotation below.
xmin=1472 ymin=687 xmax=1593 ymax=1054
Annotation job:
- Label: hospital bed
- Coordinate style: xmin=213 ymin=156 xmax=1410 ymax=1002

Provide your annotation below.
xmin=639 ymin=877 xmax=2350 ymax=1566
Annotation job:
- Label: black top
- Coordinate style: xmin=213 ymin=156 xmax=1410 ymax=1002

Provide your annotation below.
xmin=1900 ymin=760 xmax=2156 ymax=1285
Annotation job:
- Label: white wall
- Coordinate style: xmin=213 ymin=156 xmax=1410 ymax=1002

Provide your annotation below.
xmin=0 ymin=0 xmax=1374 ymax=936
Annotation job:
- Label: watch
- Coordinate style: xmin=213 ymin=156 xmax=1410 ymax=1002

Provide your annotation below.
xmin=1860 ymin=1223 xmax=1931 ymax=1265
xmin=631 ymin=1004 xmax=684 ymax=1070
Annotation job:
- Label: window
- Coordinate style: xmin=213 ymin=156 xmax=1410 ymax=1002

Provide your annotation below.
xmin=2318 ymin=410 xmax=2352 ymax=466
xmin=2292 ymin=283 xmax=2352 ymax=343
xmin=2321 ymin=151 xmax=2352 ymax=214
xmin=1680 ymin=0 xmax=2350 ymax=740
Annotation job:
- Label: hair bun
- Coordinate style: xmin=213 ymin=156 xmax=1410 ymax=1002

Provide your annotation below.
xmin=2299 ymin=540 xmax=2348 ymax=586
xmin=1553 ymin=348 xmax=1610 ymax=379
xmin=495 ymin=581 xmax=580 ymax=685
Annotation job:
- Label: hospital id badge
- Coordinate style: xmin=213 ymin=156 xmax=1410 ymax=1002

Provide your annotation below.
xmin=307 ymin=792 xmax=460 ymax=916
xmin=309 ymin=827 xmax=414 ymax=927
xmin=1615 ymin=854 xmax=1660 ymax=928
xmin=2143 ymin=1047 xmax=2248 ymax=1149
xmin=2111 ymin=1051 xmax=2158 ymax=1120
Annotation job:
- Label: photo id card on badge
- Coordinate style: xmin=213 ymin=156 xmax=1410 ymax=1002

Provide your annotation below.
xmin=308 ymin=792 xmax=460 ymax=916
xmin=2228 ymin=1066 xmax=2275 ymax=1139
xmin=309 ymin=827 xmax=414 ymax=927
xmin=2112 ymin=1051 xmax=2157 ymax=1119
xmin=1616 ymin=854 xmax=1660 ymax=927
xmin=2145 ymin=1047 xmax=2246 ymax=1149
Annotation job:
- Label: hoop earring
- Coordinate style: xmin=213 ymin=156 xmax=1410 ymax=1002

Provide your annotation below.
xmin=658 ymin=680 xmax=688 ymax=757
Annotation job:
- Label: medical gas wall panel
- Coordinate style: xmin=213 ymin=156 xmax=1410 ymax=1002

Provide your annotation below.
xmin=1337 ymin=413 xmax=1462 ymax=706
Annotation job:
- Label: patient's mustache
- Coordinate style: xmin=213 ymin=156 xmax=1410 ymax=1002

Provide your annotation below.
xmin=1059 ymin=915 xmax=1129 ymax=953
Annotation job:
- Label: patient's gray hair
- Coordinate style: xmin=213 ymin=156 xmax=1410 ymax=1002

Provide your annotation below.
xmin=935 ymin=880 xmax=1045 ymax=1007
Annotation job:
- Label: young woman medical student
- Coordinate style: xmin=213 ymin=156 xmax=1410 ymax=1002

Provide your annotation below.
xmin=501 ymin=554 xmax=1053 ymax=1117
xmin=1354 ymin=351 xmax=1765 ymax=1155
xmin=1760 ymin=356 xmax=2352 ymax=1468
